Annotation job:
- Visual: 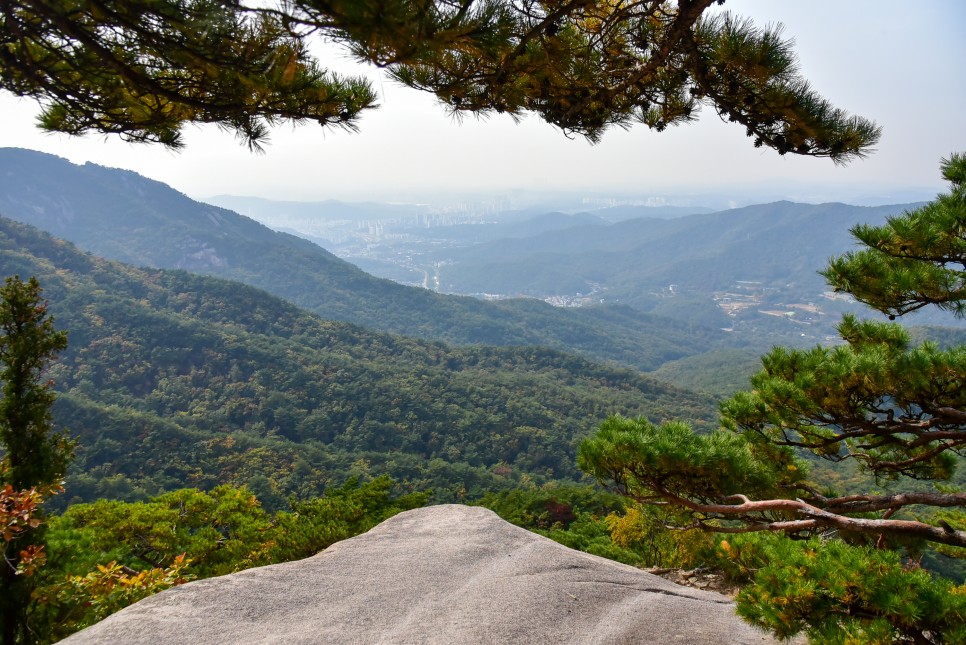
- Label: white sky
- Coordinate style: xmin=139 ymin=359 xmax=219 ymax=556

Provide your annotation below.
xmin=1 ymin=0 xmax=964 ymax=205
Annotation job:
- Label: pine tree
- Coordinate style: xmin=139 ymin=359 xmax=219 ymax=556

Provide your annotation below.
xmin=1 ymin=1 xmax=879 ymax=159
xmin=579 ymin=154 xmax=966 ymax=643
xmin=0 ymin=276 xmax=68 ymax=645
xmin=824 ymin=152 xmax=966 ymax=318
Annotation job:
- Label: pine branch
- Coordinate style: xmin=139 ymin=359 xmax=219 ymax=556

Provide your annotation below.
xmin=649 ymin=487 xmax=966 ymax=548
xmin=1 ymin=0 xmax=881 ymax=154
xmin=820 ymin=491 xmax=966 ymax=514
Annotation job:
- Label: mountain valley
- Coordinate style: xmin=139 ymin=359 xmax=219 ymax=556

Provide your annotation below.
xmin=1 ymin=146 xmax=959 ymax=508
xmin=0 ymin=148 xmax=728 ymax=373
xmin=0 ymin=215 xmax=719 ymax=507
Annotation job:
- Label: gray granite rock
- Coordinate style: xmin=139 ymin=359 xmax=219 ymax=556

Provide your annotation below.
xmin=61 ymin=504 xmax=780 ymax=644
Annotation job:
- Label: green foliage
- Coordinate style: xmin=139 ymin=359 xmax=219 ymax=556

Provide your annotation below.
xmin=50 ymin=475 xmax=428 ymax=584
xmin=476 ymin=485 xmax=647 ymax=565
xmin=268 ymin=476 xmax=430 ymax=562
xmin=715 ymin=534 xmax=966 ymax=644
xmin=53 ymin=485 xmax=275 ymax=578
xmin=0 ymin=275 xmax=67 ymax=645
xmin=541 ymin=514 xmax=646 ymax=566
xmin=2 ymin=2 xmax=879 ymax=159
xmin=824 ymin=152 xmax=966 ymax=318
xmin=722 ymin=314 xmax=966 ymax=480
xmin=577 ymin=415 xmax=802 ymax=505
xmin=40 ymin=477 xmax=429 ymax=641
xmin=2 ymin=0 xmax=376 ymax=149
xmin=474 ymin=485 xmax=710 ymax=569
xmin=476 ymin=484 xmax=623 ymax=530
xmin=605 ymin=504 xmax=714 ymax=569
xmin=51 ymin=555 xmax=192 ymax=636
xmin=0 ymin=276 xmax=69 ymax=491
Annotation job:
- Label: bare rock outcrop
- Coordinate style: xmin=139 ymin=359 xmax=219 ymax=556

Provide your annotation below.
xmin=61 ymin=504 xmax=780 ymax=644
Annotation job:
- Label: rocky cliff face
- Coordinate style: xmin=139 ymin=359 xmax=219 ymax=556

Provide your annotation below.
xmin=61 ymin=505 xmax=780 ymax=645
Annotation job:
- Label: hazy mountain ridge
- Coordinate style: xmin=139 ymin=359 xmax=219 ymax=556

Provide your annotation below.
xmin=438 ymin=201 xmax=916 ymax=296
xmin=429 ymin=200 xmax=948 ymax=340
xmin=592 ymin=204 xmax=718 ymax=221
xmin=0 ymin=147 xmax=725 ymax=372
xmin=206 ymin=184 xmax=940 ymax=346
xmin=206 ymin=194 xmax=717 ymax=268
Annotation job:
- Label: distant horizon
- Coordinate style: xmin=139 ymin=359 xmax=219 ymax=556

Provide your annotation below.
xmin=2 ymin=0 xmax=962 ymax=205
xmin=6 ymin=144 xmax=939 ymax=212
xmin=202 ymin=182 xmax=939 ymax=212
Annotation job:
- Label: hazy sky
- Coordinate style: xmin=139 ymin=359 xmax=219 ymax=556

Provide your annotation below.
xmin=1 ymin=0 xmax=964 ymax=205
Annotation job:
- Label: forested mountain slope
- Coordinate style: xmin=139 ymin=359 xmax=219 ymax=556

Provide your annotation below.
xmin=437 ymin=201 xmax=919 ymax=308
xmin=0 ymin=216 xmax=716 ymax=507
xmin=0 ymin=147 xmax=723 ymax=372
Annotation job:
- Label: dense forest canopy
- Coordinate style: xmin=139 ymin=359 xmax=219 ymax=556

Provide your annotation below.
xmin=0 ymin=215 xmax=719 ymax=507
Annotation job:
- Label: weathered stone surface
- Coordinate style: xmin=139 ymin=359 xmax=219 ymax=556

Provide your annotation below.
xmin=61 ymin=505 xmax=780 ymax=644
